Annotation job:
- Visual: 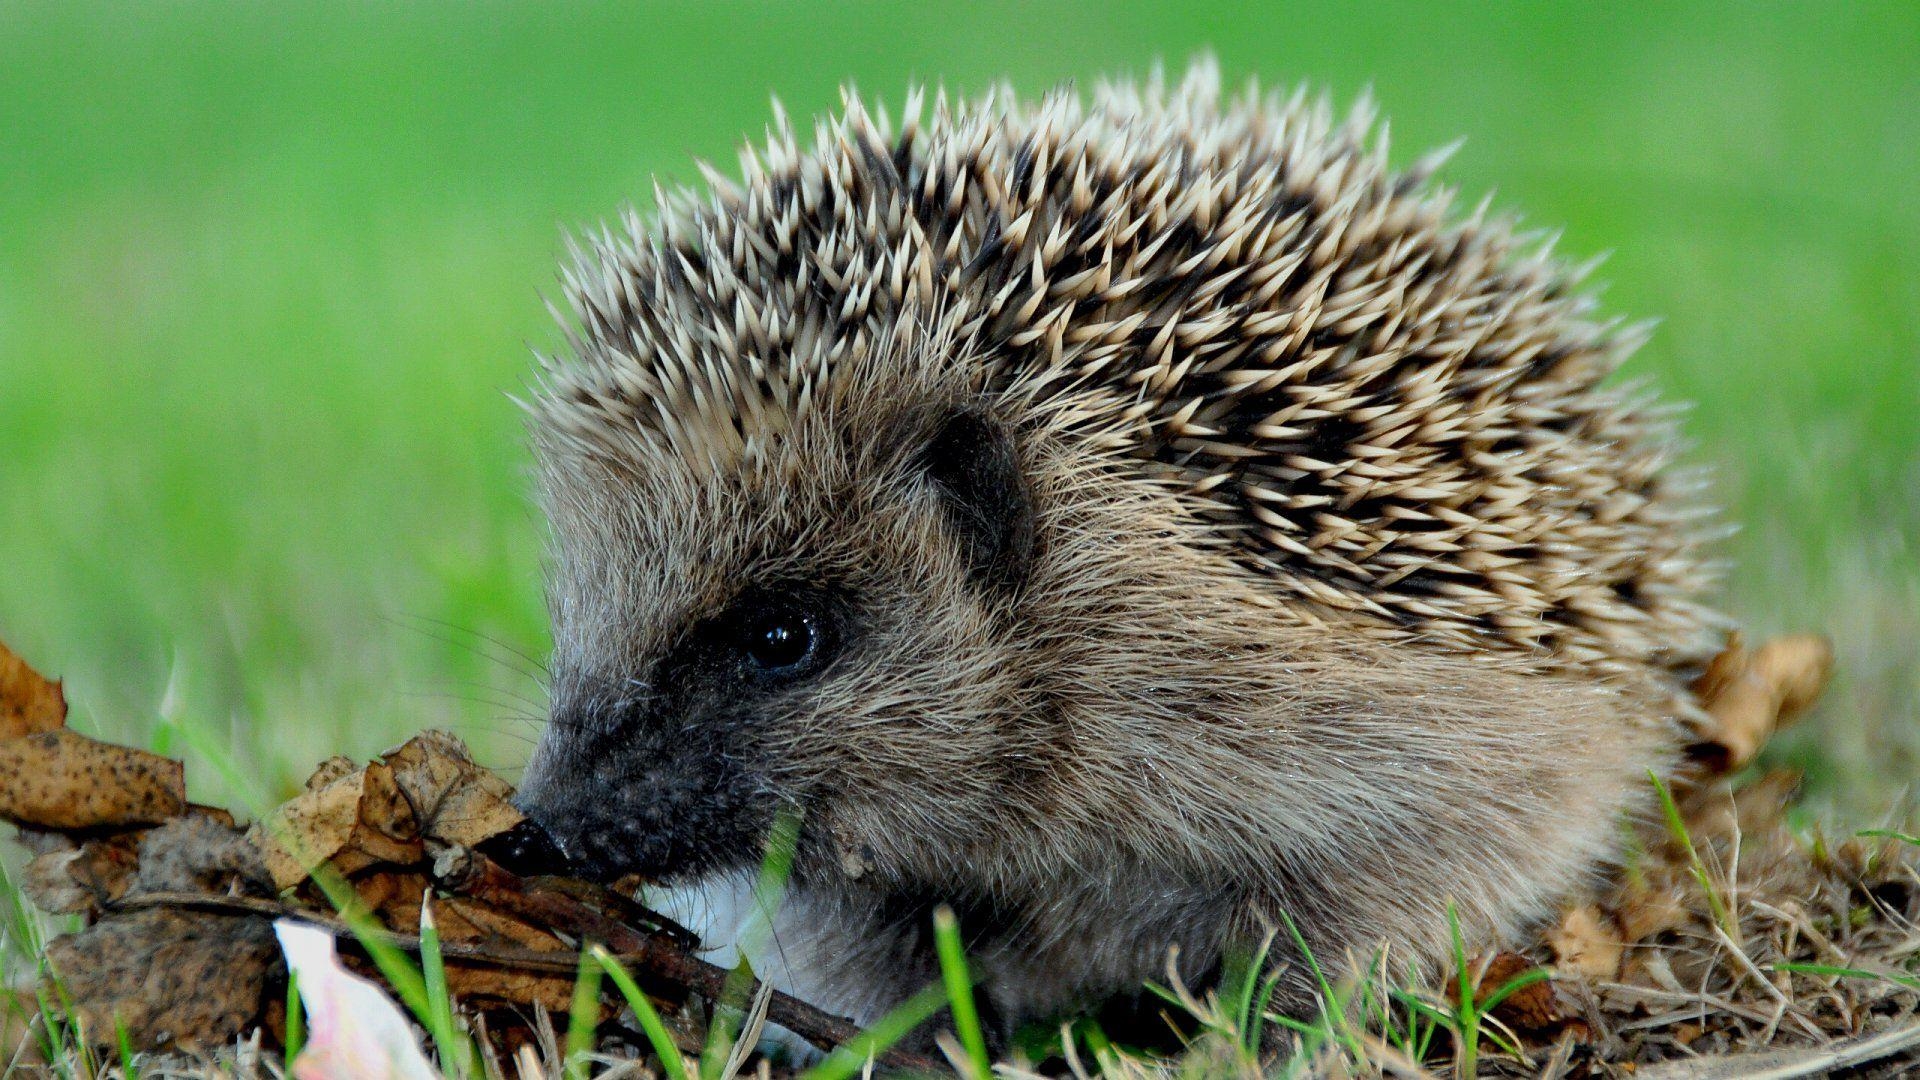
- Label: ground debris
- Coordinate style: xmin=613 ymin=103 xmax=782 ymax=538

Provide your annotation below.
xmin=0 ymin=638 xmax=937 ymax=1076
xmin=1686 ymin=632 xmax=1833 ymax=774
xmin=45 ymin=907 xmax=281 ymax=1054
xmin=4 ymin=631 xmax=1914 ymax=1078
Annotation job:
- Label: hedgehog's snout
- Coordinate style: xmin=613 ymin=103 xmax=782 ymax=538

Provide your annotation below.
xmin=516 ymin=687 xmax=773 ymax=884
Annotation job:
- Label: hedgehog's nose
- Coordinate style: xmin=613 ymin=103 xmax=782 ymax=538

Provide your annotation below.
xmin=509 ymin=784 xmax=626 ymax=882
xmin=477 ymin=818 xmax=571 ymax=877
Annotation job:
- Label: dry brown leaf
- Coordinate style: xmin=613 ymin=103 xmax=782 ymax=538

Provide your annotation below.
xmin=44 ymin=907 xmax=280 ymax=1053
xmin=431 ymin=895 xmax=569 ymax=952
xmin=1614 ymin=882 xmax=1691 ymax=943
xmin=1682 ymin=768 xmax=1803 ymax=848
xmin=189 ymin=803 xmax=238 ymax=830
xmin=353 ymin=869 xmax=433 ymax=932
xmin=135 ymin=813 xmax=274 ymax=897
xmin=21 ymin=847 xmax=94 ymax=914
xmin=0 ymin=730 xmax=186 ymax=829
xmin=383 ymin=729 xmax=524 ymax=848
xmin=1548 ymin=904 xmax=1624 ymax=981
xmin=304 ymin=754 xmax=358 ymax=792
xmin=1450 ymin=952 xmax=1563 ymax=1036
xmin=1690 ymin=633 xmax=1834 ymax=774
xmin=442 ymin=959 xmax=581 ymax=1015
xmin=249 ymin=760 xmax=424 ymax=890
xmin=0 ymin=640 xmax=66 ymax=739
xmin=22 ymin=833 xmax=142 ymax=914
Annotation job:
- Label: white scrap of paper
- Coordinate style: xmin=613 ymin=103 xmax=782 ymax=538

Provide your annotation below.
xmin=275 ymin=919 xmax=439 ymax=1080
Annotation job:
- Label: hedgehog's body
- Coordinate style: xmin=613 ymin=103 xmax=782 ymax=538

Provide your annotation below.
xmin=516 ymin=65 xmax=1726 ymax=1036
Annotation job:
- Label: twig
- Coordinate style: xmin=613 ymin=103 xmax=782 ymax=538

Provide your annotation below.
xmin=108 ymin=888 xmax=940 ymax=1073
xmin=1635 ymin=1019 xmax=1920 ymax=1079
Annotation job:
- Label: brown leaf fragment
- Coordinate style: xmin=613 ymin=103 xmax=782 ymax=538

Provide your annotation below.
xmin=0 ymin=729 xmax=186 ymax=829
xmin=134 ymin=814 xmax=274 ymax=898
xmin=248 ymin=760 xmax=424 ymax=890
xmin=1727 ymin=768 xmax=1802 ymax=839
xmin=1614 ymin=882 xmax=1690 ymax=944
xmin=441 ymin=959 xmax=581 ymax=1016
xmin=187 ymin=803 xmax=238 ymax=830
xmin=383 ymin=729 xmax=524 ymax=848
xmin=22 ymin=849 xmax=94 ymax=914
xmin=0 ymin=640 xmax=66 ymax=739
xmin=1451 ymin=952 xmax=1564 ymax=1036
xmin=1549 ymin=905 xmax=1624 ymax=981
xmin=44 ymin=907 xmax=279 ymax=1053
xmin=1688 ymin=633 xmax=1834 ymax=774
xmin=356 ymin=760 xmax=423 ymax=844
xmin=14 ymin=825 xmax=78 ymax=857
xmin=430 ymin=896 xmax=569 ymax=952
xmin=22 ymin=833 xmax=142 ymax=914
xmin=353 ymin=869 xmax=432 ymax=933
xmin=305 ymin=754 xmax=358 ymax=792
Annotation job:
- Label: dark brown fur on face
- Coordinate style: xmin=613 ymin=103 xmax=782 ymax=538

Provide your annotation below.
xmin=515 ymin=62 xmax=1724 ymax=1035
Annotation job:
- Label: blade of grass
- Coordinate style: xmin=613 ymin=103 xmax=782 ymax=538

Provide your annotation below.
xmin=1860 ymin=829 xmax=1920 ymax=847
xmin=1775 ymin=961 xmax=1920 ymax=993
xmin=1277 ymin=908 xmax=1365 ymax=1062
xmin=589 ymin=945 xmax=692 ymax=1080
xmin=564 ymin=948 xmax=605 ymax=1080
xmin=419 ymin=896 xmax=470 ymax=1076
xmin=1649 ymin=769 xmax=1737 ymax=939
xmin=932 ymin=904 xmax=992 ymax=1080
xmin=797 ymin=984 xmax=949 ymax=1080
xmin=285 ymin=969 xmax=305 ymax=1064
xmin=1247 ymin=966 xmax=1287 ymax=1056
xmin=115 ymin=1017 xmax=139 ymax=1080
xmin=1477 ymin=967 xmax=1552 ymax=1016
xmin=1449 ymin=905 xmax=1479 ymax=1080
xmin=1226 ymin=935 xmax=1275 ymax=1053
xmin=1438 ymin=906 xmax=1551 ymax=1079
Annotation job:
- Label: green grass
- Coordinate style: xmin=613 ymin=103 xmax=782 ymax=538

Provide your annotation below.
xmin=932 ymin=906 xmax=993 ymax=1079
xmin=0 ymin=1 xmax=1913 ymax=810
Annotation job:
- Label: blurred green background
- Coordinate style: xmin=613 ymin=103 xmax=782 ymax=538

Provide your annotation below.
xmin=1 ymin=3 xmax=1914 ymax=813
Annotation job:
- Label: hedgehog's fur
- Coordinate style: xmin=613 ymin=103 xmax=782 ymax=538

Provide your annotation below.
xmin=516 ymin=61 xmax=1729 ymax=1039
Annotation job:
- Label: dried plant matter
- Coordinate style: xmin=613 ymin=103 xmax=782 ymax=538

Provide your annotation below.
xmin=4 ymin=632 xmax=1913 ymax=1078
xmin=0 ymin=639 xmax=934 ymax=1072
xmin=0 ymin=640 xmax=65 ymax=738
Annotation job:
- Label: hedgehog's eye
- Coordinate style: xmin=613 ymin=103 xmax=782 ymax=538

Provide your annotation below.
xmin=731 ymin=604 xmax=831 ymax=677
xmin=705 ymin=588 xmax=842 ymax=683
xmin=744 ymin=611 xmax=814 ymax=670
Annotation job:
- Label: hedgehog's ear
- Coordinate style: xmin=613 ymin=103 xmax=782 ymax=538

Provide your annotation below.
xmin=916 ymin=407 xmax=1035 ymax=594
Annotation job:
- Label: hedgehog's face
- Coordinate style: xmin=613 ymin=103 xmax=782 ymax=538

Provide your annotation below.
xmin=516 ymin=378 xmax=1083 ymax=885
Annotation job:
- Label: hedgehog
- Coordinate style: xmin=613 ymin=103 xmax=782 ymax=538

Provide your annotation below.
xmin=512 ymin=61 xmax=1728 ymax=1038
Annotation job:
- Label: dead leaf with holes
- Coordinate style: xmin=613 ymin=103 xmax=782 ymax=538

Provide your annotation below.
xmin=248 ymin=760 xmax=424 ymax=890
xmin=382 ymin=729 xmax=524 ymax=848
xmin=247 ymin=732 xmax=524 ymax=890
